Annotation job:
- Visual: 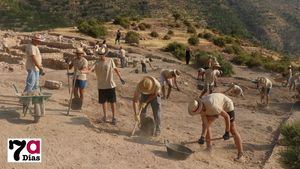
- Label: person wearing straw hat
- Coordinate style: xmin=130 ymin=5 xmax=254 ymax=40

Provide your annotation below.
xmin=133 ymin=76 xmax=162 ymax=136
xmin=23 ymin=34 xmax=45 ymax=93
xmin=188 ymin=93 xmax=245 ymax=162
xmin=256 ymin=77 xmax=272 ymax=106
xmin=67 ymin=48 xmax=89 ymax=104
xmin=90 ymin=48 xmax=125 ymax=125
xmin=223 ymin=83 xmax=245 ymax=98
xmin=160 ymin=69 xmax=181 ymax=99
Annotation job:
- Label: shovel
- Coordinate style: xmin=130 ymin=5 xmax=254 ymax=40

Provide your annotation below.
xmin=181 ymin=136 xmax=233 ymax=145
xmin=130 ymin=107 xmax=144 ymax=137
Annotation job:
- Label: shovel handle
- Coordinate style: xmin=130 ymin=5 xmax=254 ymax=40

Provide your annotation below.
xmin=130 ymin=107 xmax=144 ymax=137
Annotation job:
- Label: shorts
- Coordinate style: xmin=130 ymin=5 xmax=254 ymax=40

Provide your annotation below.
xmin=75 ymin=79 xmax=87 ymax=89
xmin=261 ymin=87 xmax=271 ymax=95
xmin=98 ymin=88 xmax=116 ymax=103
xmin=227 ymin=111 xmax=235 ymax=122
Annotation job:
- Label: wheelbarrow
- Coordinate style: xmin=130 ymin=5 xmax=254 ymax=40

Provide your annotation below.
xmin=164 ymin=140 xmax=194 ymax=160
xmin=13 ymin=84 xmax=52 ymax=123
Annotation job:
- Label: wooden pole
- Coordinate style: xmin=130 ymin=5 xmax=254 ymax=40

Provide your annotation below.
xmin=67 ymin=73 xmax=77 ymax=115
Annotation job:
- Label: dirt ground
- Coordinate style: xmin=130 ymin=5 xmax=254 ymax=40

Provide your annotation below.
xmin=0 ymin=54 xmax=297 ymax=169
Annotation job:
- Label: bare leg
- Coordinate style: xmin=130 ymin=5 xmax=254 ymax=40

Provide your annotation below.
xmin=166 ymin=85 xmax=172 ymax=99
xmin=79 ymin=88 xmax=84 ymax=101
xmin=266 ymin=94 xmax=269 ymax=106
xmin=205 ymin=117 xmax=216 ymax=150
xmin=162 ymin=85 xmax=166 ymax=99
xmin=101 ymin=102 xmax=107 ymax=120
xmin=230 ymin=121 xmax=244 ymax=158
xmin=110 ymin=102 xmax=116 ymax=119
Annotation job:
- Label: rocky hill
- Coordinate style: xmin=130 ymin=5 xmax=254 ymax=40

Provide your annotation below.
xmin=0 ymin=0 xmax=299 ymax=56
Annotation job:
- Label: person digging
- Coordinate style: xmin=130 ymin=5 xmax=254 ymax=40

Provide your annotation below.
xmin=188 ymin=93 xmax=245 ymax=163
xmin=223 ymin=83 xmax=245 ymax=98
xmin=89 ymin=49 xmax=125 ymax=125
xmin=133 ymin=76 xmax=162 ymax=136
xmin=141 ymin=58 xmax=154 ymax=73
xmin=199 ymin=67 xmax=218 ymax=98
xmin=160 ymin=69 xmax=181 ymax=99
xmin=66 ymin=48 xmax=89 ymax=109
xmin=256 ymin=77 xmax=272 ymax=106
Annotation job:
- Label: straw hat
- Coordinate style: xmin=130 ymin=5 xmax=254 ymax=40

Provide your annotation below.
xmin=32 ymin=34 xmax=44 ymax=42
xmin=188 ymin=99 xmax=203 ymax=116
xmin=138 ymin=76 xmax=157 ymax=94
xmin=173 ymin=69 xmax=181 ymax=77
xmin=73 ymin=48 xmax=85 ymax=54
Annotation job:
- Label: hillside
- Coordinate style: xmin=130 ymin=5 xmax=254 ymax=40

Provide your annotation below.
xmin=0 ymin=0 xmax=299 ymax=56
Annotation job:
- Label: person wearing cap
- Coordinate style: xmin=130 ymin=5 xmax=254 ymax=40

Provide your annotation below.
xmin=141 ymin=58 xmax=154 ymax=73
xmin=24 ymin=34 xmax=44 ymax=93
xmin=160 ymin=69 xmax=181 ymax=99
xmin=288 ymin=73 xmax=300 ymax=91
xmin=90 ymin=49 xmax=125 ymax=125
xmin=133 ymin=76 xmax=162 ymax=136
xmin=188 ymin=93 xmax=244 ymax=162
xmin=223 ymin=83 xmax=245 ymax=98
xmin=199 ymin=66 xmax=220 ymax=98
xmin=67 ymin=48 xmax=89 ymax=103
xmin=256 ymin=77 xmax=272 ymax=105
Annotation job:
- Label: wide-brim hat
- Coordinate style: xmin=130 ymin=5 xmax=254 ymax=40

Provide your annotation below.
xmin=188 ymin=99 xmax=203 ymax=116
xmin=213 ymin=62 xmax=221 ymax=68
xmin=173 ymin=69 xmax=181 ymax=77
xmin=138 ymin=76 xmax=157 ymax=94
xmin=73 ymin=47 xmax=85 ymax=54
xmin=32 ymin=34 xmax=44 ymax=42
xmin=96 ymin=47 xmax=108 ymax=56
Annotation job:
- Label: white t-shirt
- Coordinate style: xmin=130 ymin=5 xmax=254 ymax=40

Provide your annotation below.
xmin=120 ymin=49 xmax=126 ymax=58
xmin=201 ymin=93 xmax=234 ymax=116
xmin=95 ymin=58 xmax=117 ymax=89
xmin=72 ymin=57 xmax=88 ymax=80
xmin=231 ymin=85 xmax=243 ymax=96
xmin=259 ymin=77 xmax=272 ymax=88
xmin=25 ymin=44 xmax=42 ymax=71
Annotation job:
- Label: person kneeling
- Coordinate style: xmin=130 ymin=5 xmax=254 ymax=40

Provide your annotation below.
xmin=188 ymin=93 xmax=245 ymax=162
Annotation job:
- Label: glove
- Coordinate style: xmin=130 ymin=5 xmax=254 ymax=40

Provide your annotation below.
xmin=198 ymin=136 xmax=205 ymax=145
xmin=39 ymin=68 xmax=45 ymax=76
xmin=120 ymin=78 xmax=126 ymax=85
xmin=223 ymin=131 xmax=230 ymax=140
xmin=140 ymin=102 xmax=147 ymax=110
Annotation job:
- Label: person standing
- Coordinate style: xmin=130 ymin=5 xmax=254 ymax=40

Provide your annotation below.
xmin=256 ymin=77 xmax=272 ymax=106
xmin=160 ymin=69 xmax=181 ymax=99
xmin=133 ymin=76 xmax=162 ymax=136
xmin=188 ymin=93 xmax=245 ymax=162
xmin=24 ymin=34 xmax=44 ymax=93
xmin=68 ymin=48 xmax=89 ymax=104
xmin=287 ymin=65 xmax=293 ymax=86
xmin=185 ymin=47 xmax=191 ymax=65
xmin=91 ymin=50 xmax=125 ymax=125
xmin=119 ymin=46 xmax=126 ymax=68
xmin=115 ymin=29 xmax=121 ymax=45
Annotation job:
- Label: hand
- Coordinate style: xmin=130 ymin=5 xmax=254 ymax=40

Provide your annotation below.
xmin=120 ymin=78 xmax=126 ymax=85
xmin=39 ymin=68 xmax=45 ymax=76
xmin=198 ymin=136 xmax=205 ymax=145
xmin=177 ymin=87 xmax=180 ymax=91
xmin=223 ymin=131 xmax=230 ymax=140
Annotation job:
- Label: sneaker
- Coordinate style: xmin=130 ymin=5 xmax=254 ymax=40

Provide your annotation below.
xmin=101 ymin=116 xmax=108 ymax=123
xmin=154 ymin=129 xmax=161 ymax=136
xmin=112 ymin=118 xmax=117 ymax=125
xmin=234 ymin=153 xmax=246 ymax=163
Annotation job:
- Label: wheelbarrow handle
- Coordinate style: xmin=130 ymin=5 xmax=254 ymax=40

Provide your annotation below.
xmin=12 ymin=84 xmax=19 ymax=93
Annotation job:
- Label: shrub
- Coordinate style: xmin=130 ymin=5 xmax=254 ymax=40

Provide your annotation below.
xmin=144 ymin=23 xmax=151 ymax=29
xmin=203 ymin=32 xmax=214 ymax=41
xmin=231 ymin=53 xmax=250 ymax=65
xmin=245 ymin=57 xmax=262 ymax=68
xmin=224 ymin=36 xmax=234 ymax=44
xmin=198 ymin=33 xmax=204 ymax=38
xmin=280 ymin=121 xmax=300 ymax=169
xmin=167 ymin=30 xmax=174 ymax=35
xmin=188 ymin=35 xmax=199 ymax=46
xmin=183 ymin=20 xmax=192 ymax=27
xmin=78 ymin=18 xmax=107 ymax=38
xmin=163 ymin=35 xmax=171 ymax=40
xmin=213 ymin=37 xmax=226 ymax=47
xmin=217 ymin=55 xmax=234 ymax=76
xmin=150 ymin=31 xmax=159 ymax=38
xmin=174 ymin=23 xmax=181 ymax=28
xmin=113 ymin=16 xmax=130 ymax=29
xmin=125 ymin=31 xmax=140 ymax=44
xmin=172 ymin=12 xmax=181 ymax=22
xmin=164 ymin=42 xmax=186 ymax=60
xmin=223 ymin=44 xmax=243 ymax=55
xmin=138 ymin=23 xmax=146 ymax=30
xmin=187 ymin=26 xmax=197 ymax=34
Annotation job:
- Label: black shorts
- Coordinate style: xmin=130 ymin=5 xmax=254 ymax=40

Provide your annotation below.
xmin=227 ymin=111 xmax=235 ymax=122
xmin=98 ymin=88 xmax=116 ymax=104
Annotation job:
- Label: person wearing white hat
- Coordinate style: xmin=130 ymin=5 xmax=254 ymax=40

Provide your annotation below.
xmin=223 ymin=83 xmax=245 ymax=98
xmin=160 ymin=69 xmax=181 ymax=99
xmin=133 ymin=76 xmax=162 ymax=136
xmin=67 ymin=48 xmax=89 ymax=104
xmin=188 ymin=93 xmax=244 ymax=162
xmin=256 ymin=77 xmax=272 ymax=106
xmin=90 ymin=49 xmax=125 ymax=125
xmin=23 ymin=34 xmax=44 ymax=93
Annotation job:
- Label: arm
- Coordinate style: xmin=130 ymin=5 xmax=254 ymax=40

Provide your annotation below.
xmin=219 ymin=110 xmax=230 ymax=132
xmin=148 ymin=62 xmax=154 ymax=70
xmin=223 ymin=86 xmax=233 ymax=94
xmin=173 ymin=77 xmax=180 ymax=90
xmin=200 ymin=115 xmax=208 ymax=137
xmin=114 ymin=68 xmax=123 ymax=80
